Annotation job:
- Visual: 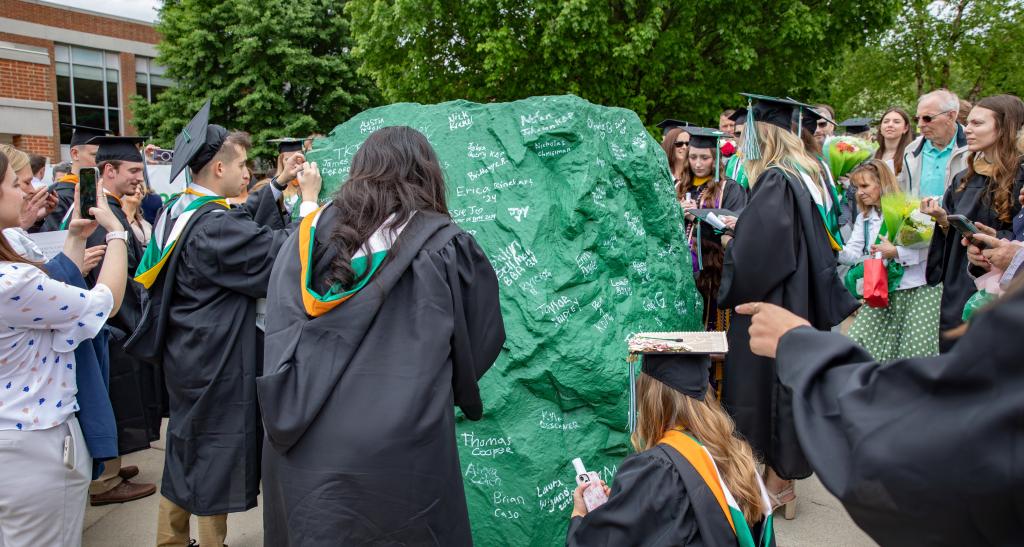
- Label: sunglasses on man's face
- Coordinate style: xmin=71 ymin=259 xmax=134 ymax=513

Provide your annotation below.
xmin=914 ymin=110 xmax=952 ymax=124
xmin=674 ymin=140 xmax=690 ymax=148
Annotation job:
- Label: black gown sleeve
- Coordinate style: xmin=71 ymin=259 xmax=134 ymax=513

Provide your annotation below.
xmin=721 ymin=180 xmax=747 ymax=215
xmin=925 ymin=180 xmax=959 ymax=286
xmin=187 ymin=210 xmax=295 ymax=299
xmin=566 ymin=452 xmax=701 ymax=547
xmin=774 ymin=287 xmax=1024 ymax=546
xmin=444 ymin=232 xmax=505 ymax=420
xmin=234 ymin=184 xmax=290 ymax=228
xmin=719 ymin=169 xmax=798 ymax=308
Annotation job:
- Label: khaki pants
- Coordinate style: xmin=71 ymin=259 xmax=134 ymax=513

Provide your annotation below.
xmin=156 ymin=496 xmax=227 ymax=547
xmin=88 ymin=456 xmax=123 ymax=495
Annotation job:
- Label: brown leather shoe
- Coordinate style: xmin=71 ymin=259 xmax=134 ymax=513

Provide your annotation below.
xmin=90 ymin=480 xmax=157 ymax=506
xmin=118 ymin=465 xmax=140 ymax=481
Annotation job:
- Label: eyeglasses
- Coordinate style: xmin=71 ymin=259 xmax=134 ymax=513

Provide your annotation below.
xmin=913 ymin=110 xmax=953 ymax=124
xmin=674 ymin=141 xmax=690 ymax=148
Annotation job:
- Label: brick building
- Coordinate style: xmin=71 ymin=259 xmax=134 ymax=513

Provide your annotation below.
xmin=0 ymin=0 xmax=169 ymax=161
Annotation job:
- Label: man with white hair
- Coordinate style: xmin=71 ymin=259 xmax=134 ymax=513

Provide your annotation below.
xmin=897 ymin=89 xmax=970 ymax=197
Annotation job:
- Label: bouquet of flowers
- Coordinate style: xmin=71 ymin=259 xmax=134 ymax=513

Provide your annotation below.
xmin=881 ymin=192 xmax=935 ymax=249
xmin=824 ymin=136 xmax=878 ymax=179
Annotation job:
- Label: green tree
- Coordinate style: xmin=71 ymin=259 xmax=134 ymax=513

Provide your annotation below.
xmin=825 ymin=0 xmax=1024 ymax=118
xmin=346 ymin=0 xmax=898 ymax=127
xmin=131 ymin=0 xmax=379 ymax=160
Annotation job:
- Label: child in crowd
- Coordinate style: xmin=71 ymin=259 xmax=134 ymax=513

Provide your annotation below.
xmin=839 ymin=159 xmax=941 ymax=360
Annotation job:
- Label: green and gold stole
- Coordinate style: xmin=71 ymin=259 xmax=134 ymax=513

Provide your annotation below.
xmin=299 ymin=205 xmax=412 ymax=318
xmin=134 ymin=189 xmax=229 ymax=289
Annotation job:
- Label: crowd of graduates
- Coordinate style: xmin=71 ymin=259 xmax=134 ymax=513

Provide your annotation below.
xmin=0 ymin=86 xmax=1022 ymax=547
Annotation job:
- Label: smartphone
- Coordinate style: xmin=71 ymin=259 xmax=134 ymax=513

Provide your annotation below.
xmin=79 ymin=166 xmax=98 ymax=220
xmin=946 ymin=214 xmax=987 ymax=248
xmin=63 ymin=434 xmax=75 ymax=469
xmin=947 ymin=214 xmax=978 ymax=236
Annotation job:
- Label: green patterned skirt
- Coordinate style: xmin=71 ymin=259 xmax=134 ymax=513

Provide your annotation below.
xmin=849 ymin=284 xmax=943 ymax=362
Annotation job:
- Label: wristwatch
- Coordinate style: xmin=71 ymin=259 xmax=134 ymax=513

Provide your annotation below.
xmin=270 ymin=176 xmax=287 ymax=192
xmin=105 ymin=230 xmax=129 ymax=243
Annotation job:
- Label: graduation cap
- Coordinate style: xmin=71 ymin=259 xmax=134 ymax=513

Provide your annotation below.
xmin=739 ymin=93 xmax=818 ymax=161
xmin=626 ymin=332 xmax=728 ymax=430
xmin=268 ymin=137 xmax=305 ymax=154
xmin=170 ymin=100 xmax=229 ymax=183
xmin=727 ymin=107 xmax=748 ymax=126
xmin=683 ymin=127 xmax=728 ymax=183
xmin=840 ymin=117 xmax=873 ymax=134
xmin=656 ymin=119 xmax=692 ymax=136
xmin=88 ymin=136 xmax=145 ymax=163
xmin=641 ymin=354 xmax=712 ymax=399
xmin=685 ymin=127 xmax=726 ymax=150
xmin=62 ymin=123 xmax=111 ymax=147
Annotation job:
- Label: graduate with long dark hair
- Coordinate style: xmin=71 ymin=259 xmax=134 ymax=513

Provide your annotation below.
xmin=258 ymin=126 xmax=505 ymax=546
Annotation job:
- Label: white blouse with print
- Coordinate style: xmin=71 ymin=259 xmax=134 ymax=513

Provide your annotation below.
xmin=0 ymin=261 xmax=112 ymax=431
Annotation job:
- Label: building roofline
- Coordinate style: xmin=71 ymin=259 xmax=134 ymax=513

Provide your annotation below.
xmin=20 ymin=0 xmax=157 ymax=26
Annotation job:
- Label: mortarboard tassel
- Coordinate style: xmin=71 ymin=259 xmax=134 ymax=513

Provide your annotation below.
xmin=714 ymin=137 xmax=722 ymax=182
xmin=628 ymin=354 xmax=638 ymax=433
xmin=741 ymin=97 xmax=761 ymax=161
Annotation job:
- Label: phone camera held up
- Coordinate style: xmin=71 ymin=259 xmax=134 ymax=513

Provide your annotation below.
xmin=78 ymin=166 xmax=98 ymax=220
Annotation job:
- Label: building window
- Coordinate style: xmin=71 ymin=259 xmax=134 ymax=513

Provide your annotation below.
xmin=55 ymin=45 xmax=121 ymax=144
xmin=136 ymin=56 xmax=172 ymax=103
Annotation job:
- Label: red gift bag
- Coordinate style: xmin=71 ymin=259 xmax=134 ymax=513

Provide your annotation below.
xmin=863 ymin=252 xmax=890 ymax=308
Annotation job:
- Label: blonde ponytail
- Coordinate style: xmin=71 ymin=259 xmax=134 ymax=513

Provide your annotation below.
xmin=744 ymin=121 xmax=822 ymax=195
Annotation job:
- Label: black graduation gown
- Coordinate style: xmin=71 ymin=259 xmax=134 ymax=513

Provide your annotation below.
xmin=159 ymin=186 xmax=292 ymax=515
xmin=775 ymin=287 xmax=1024 ymax=547
xmin=566 ymin=445 xmax=772 ymax=547
xmin=926 ymin=166 xmax=1024 ymax=351
xmin=691 ymin=179 xmax=747 ymax=329
xmin=258 ymin=208 xmax=505 ymax=547
xmin=718 ymin=167 xmax=859 ymax=479
xmin=40 ymin=181 xmax=76 ymax=232
xmin=85 ymin=195 xmax=162 ymax=453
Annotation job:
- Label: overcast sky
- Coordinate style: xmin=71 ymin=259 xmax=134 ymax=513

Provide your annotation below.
xmin=47 ymin=0 xmax=162 ymax=23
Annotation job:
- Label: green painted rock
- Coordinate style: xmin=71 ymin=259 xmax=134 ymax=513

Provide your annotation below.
xmin=307 ymin=95 xmax=702 ymax=546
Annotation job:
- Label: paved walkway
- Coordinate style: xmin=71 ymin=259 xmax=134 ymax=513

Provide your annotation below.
xmin=84 ymin=426 xmax=877 ymax=546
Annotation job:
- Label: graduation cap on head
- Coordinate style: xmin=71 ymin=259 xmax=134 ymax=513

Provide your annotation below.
xmin=685 ymin=127 xmax=726 ymax=150
xmin=268 ymin=137 xmax=305 ymax=154
xmin=840 ymin=117 xmax=873 ymax=134
xmin=170 ymin=100 xmax=229 ymax=183
xmin=642 ymin=354 xmax=712 ymax=400
xmin=62 ymin=123 xmax=111 ymax=147
xmin=88 ymin=136 xmax=146 ymax=163
xmin=684 ymin=127 xmax=728 ymax=182
xmin=656 ymin=119 xmax=692 ymax=136
xmin=626 ymin=332 xmax=727 ymax=431
xmin=739 ymin=93 xmax=817 ymax=161
xmin=727 ymin=107 xmax=748 ymax=126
